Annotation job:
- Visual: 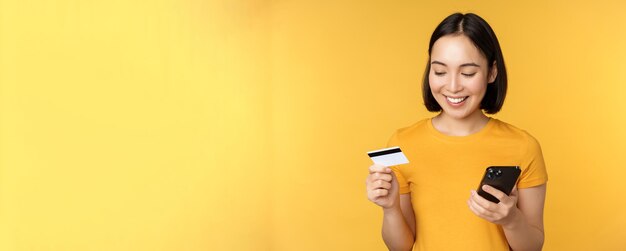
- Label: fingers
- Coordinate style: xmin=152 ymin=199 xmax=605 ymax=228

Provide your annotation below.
xmin=468 ymin=188 xmax=519 ymax=225
xmin=366 ymin=174 xmax=392 ymax=192
xmin=366 ymin=164 xmax=395 ymax=203
xmin=482 ymin=185 xmax=507 ymax=203
xmin=366 ymin=165 xmax=392 ymax=184
xmin=367 ymin=172 xmax=392 ymax=182
xmin=367 ymin=181 xmax=392 ymax=202
xmin=468 ymin=190 xmax=502 ymax=222
xmin=370 ymin=179 xmax=392 ymax=189
xmin=368 ymin=188 xmax=389 ymax=198
xmin=469 ymin=190 xmax=497 ymax=212
xmin=369 ymin=164 xmax=392 ymax=174
xmin=467 ymin=195 xmax=495 ymax=221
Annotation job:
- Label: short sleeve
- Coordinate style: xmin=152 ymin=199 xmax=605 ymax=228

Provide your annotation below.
xmin=386 ymin=132 xmax=410 ymax=194
xmin=517 ymin=133 xmax=549 ymax=189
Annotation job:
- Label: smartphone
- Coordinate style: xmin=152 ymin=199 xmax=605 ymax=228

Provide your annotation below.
xmin=477 ymin=166 xmax=521 ymax=203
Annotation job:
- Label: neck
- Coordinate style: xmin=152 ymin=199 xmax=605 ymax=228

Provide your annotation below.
xmin=432 ymin=110 xmax=490 ymax=136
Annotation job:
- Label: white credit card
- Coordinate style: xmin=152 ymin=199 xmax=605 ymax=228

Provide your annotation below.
xmin=367 ymin=146 xmax=409 ymax=166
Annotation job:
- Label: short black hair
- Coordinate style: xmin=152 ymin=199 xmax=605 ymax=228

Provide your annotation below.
xmin=422 ymin=13 xmax=507 ymax=114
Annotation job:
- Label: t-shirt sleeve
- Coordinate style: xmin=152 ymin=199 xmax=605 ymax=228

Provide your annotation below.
xmin=517 ymin=132 xmax=549 ymax=189
xmin=386 ymin=132 xmax=410 ymax=194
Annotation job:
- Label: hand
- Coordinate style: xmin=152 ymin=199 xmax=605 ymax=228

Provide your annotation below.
xmin=467 ymin=185 xmax=520 ymax=227
xmin=366 ymin=164 xmax=399 ymax=209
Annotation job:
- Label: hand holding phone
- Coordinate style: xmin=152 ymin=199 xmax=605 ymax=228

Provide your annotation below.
xmin=477 ymin=166 xmax=521 ymax=203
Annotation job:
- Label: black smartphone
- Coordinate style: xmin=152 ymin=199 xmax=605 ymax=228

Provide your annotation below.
xmin=477 ymin=166 xmax=521 ymax=203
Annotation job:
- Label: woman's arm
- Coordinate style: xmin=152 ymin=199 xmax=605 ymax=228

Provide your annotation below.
xmin=501 ymin=184 xmax=546 ymax=251
xmin=467 ymin=184 xmax=547 ymax=251
xmin=382 ymin=194 xmax=416 ymax=251
xmin=367 ymin=165 xmax=416 ymax=251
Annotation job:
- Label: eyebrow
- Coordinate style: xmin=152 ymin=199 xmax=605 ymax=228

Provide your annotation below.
xmin=431 ymin=61 xmax=481 ymax=68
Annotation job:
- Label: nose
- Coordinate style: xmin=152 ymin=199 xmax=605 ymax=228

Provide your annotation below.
xmin=447 ymin=74 xmax=463 ymax=93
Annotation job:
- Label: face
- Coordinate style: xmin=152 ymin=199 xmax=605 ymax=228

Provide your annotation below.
xmin=429 ymin=34 xmax=497 ymax=120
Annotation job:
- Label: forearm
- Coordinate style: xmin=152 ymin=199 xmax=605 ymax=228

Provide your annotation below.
xmin=382 ymin=206 xmax=414 ymax=251
xmin=502 ymin=209 xmax=544 ymax=251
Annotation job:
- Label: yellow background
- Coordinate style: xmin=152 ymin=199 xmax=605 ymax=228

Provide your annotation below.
xmin=1 ymin=0 xmax=625 ymax=250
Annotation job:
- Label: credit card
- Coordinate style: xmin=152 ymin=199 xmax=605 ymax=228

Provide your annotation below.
xmin=367 ymin=146 xmax=409 ymax=166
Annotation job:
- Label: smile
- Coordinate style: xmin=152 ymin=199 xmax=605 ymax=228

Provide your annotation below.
xmin=446 ymin=96 xmax=468 ymax=104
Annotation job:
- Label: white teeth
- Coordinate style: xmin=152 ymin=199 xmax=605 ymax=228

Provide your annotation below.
xmin=446 ymin=96 xmax=467 ymax=104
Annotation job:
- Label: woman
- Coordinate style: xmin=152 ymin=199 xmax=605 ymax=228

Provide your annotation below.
xmin=365 ymin=13 xmax=548 ymax=251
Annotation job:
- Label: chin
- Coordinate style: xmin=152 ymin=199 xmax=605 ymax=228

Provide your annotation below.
xmin=440 ymin=107 xmax=480 ymax=120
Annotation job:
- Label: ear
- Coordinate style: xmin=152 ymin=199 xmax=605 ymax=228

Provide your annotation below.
xmin=488 ymin=61 xmax=498 ymax=84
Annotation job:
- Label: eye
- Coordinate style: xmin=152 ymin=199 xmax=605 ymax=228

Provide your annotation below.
xmin=461 ymin=72 xmax=477 ymax=77
xmin=434 ymin=72 xmax=446 ymax=76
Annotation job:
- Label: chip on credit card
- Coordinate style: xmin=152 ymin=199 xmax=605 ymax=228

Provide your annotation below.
xmin=367 ymin=146 xmax=409 ymax=166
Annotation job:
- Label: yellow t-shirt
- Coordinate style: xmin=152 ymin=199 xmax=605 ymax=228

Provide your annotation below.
xmin=387 ymin=117 xmax=548 ymax=251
